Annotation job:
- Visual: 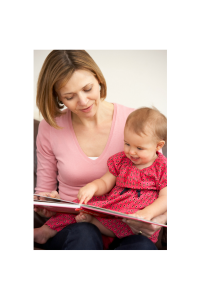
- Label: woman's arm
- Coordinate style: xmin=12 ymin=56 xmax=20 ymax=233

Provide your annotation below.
xmin=122 ymin=211 xmax=167 ymax=237
xmin=34 ymin=121 xmax=59 ymax=217
xmin=131 ymin=187 xmax=167 ymax=220
xmin=78 ymin=170 xmax=116 ymax=204
xmin=35 ymin=120 xmax=58 ymax=194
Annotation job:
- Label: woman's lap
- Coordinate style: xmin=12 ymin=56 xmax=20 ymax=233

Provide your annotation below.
xmin=36 ymin=222 xmax=104 ymax=250
xmin=35 ymin=222 xmax=157 ymax=250
xmin=109 ymin=235 xmax=158 ymax=250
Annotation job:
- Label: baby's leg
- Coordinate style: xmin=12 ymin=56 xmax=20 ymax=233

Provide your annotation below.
xmin=34 ymin=225 xmax=57 ymax=244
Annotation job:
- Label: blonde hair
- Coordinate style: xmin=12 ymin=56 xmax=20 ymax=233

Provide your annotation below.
xmin=125 ymin=107 xmax=167 ymax=143
xmin=36 ymin=50 xmax=107 ymax=129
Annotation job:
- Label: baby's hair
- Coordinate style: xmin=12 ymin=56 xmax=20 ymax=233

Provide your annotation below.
xmin=125 ymin=107 xmax=167 ymax=143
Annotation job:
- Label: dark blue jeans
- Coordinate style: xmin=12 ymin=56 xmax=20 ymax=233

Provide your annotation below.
xmin=110 ymin=235 xmax=158 ymax=250
xmin=35 ymin=222 xmax=157 ymax=250
xmin=36 ymin=223 xmax=104 ymax=250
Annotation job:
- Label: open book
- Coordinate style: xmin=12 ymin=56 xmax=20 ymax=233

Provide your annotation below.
xmin=34 ymin=194 xmax=167 ymax=228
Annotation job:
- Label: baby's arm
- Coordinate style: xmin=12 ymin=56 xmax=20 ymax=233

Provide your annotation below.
xmin=77 ymin=170 xmax=116 ymax=204
xmin=131 ymin=187 xmax=167 ymax=221
xmin=75 ymin=213 xmax=116 ymax=237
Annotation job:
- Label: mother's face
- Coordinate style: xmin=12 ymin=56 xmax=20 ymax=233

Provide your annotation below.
xmin=56 ymin=69 xmax=101 ymax=119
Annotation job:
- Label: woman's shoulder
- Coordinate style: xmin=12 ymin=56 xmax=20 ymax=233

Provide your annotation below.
xmin=113 ymin=103 xmax=135 ymax=125
xmin=54 ymin=108 xmax=69 ymax=126
xmin=39 ymin=108 xmax=69 ymax=131
xmin=115 ymin=103 xmax=135 ymax=116
xmin=38 ymin=118 xmax=50 ymax=134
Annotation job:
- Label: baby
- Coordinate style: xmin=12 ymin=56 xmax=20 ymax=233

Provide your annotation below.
xmin=75 ymin=106 xmax=167 ymax=239
xmin=34 ymin=107 xmax=167 ymax=244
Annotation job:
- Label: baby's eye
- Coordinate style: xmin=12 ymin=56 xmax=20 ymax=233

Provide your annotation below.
xmin=125 ymin=143 xmax=130 ymax=146
xmin=137 ymin=147 xmax=143 ymax=150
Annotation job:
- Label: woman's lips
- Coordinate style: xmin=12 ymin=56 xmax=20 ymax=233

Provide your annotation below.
xmin=81 ymin=104 xmax=93 ymax=113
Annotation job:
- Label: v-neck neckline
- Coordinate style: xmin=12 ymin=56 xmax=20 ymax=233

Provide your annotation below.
xmin=68 ymin=103 xmax=117 ymax=164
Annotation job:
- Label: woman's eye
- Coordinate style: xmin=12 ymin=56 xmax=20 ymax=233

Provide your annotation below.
xmin=65 ymin=87 xmax=92 ymax=100
xmin=84 ymin=87 xmax=92 ymax=92
xmin=66 ymin=96 xmax=73 ymax=100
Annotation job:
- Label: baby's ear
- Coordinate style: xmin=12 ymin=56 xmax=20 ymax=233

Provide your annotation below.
xmin=156 ymin=140 xmax=165 ymax=151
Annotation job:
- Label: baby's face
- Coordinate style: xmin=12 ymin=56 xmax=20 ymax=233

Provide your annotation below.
xmin=124 ymin=128 xmax=158 ymax=168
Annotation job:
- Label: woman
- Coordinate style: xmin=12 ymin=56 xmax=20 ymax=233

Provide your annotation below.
xmin=34 ymin=50 xmax=167 ymax=250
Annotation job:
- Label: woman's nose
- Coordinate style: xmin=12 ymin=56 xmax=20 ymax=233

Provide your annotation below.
xmin=78 ymin=93 xmax=88 ymax=106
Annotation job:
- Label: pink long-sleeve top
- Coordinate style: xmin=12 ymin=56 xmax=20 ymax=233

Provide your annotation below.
xmin=35 ymin=103 xmax=134 ymax=201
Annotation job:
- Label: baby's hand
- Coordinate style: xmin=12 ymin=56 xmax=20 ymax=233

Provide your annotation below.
xmin=75 ymin=212 xmax=93 ymax=223
xmin=77 ymin=183 xmax=97 ymax=204
xmin=131 ymin=208 xmax=153 ymax=221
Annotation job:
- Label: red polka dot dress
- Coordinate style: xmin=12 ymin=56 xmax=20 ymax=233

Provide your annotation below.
xmin=45 ymin=151 xmax=167 ymax=243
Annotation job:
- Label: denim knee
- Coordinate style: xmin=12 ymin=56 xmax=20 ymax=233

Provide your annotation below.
xmin=63 ymin=222 xmax=104 ymax=250
xmin=115 ymin=234 xmax=158 ymax=250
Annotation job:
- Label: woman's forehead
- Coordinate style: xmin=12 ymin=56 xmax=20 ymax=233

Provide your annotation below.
xmin=57 ymin=69 xmax=96 ymax=93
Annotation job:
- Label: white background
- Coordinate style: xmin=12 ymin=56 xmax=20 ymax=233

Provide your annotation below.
xmin=1 ymin=0 xmax=200 ymax=299
xmin=34 ymin=50 xmax=167 ymax=120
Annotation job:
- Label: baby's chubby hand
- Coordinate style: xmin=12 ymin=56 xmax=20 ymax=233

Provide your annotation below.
xmin=130 ymin=208 xmax=153 ymax=221
xmin=77 ymin=183 xmax=97 ymax=204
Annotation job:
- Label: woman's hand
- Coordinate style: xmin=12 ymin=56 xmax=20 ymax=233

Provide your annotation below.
xmin=122 ymin=211 xmax=167 ymax=238
xmin=34 ymin=191 xmax=60 ymax=218
xmin=77 ymin=183 xmax=97 ymax=204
